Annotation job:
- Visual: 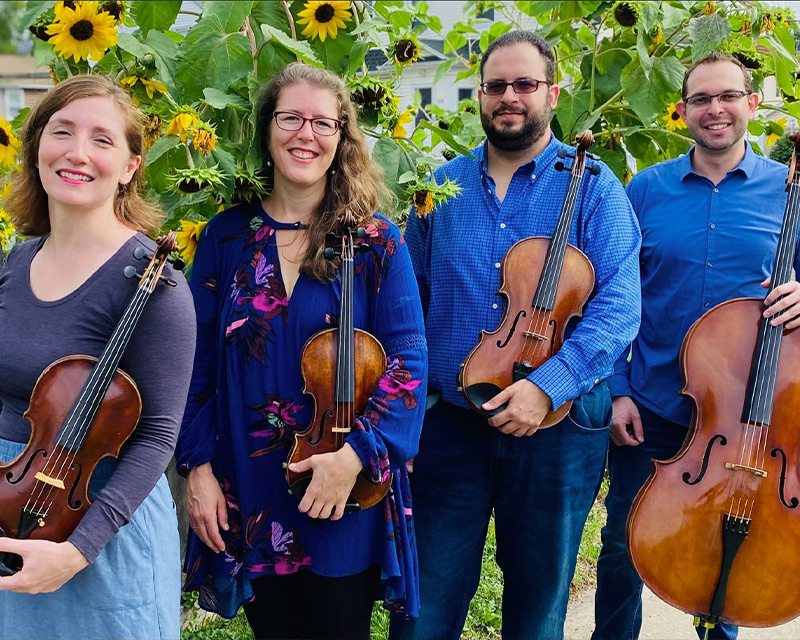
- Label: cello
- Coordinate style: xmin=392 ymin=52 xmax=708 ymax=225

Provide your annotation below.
xmin=627 ymin=133 xmax=800 ymax=630
xmin=459 ymin=130 xmax=600 ymax=424
xmin=286 ymin=213 xmax=391 ymax=511
xmin=0 ymin=234 xmax=181 ymax=576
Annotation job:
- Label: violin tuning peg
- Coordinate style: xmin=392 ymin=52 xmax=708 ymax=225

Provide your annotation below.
xmin=555 ymin=161 xmax=565 ymax=171
xmin=133 ymin=247 xmax=150 ymax=261
xmin=123 ymin=266 xmax=142 ymax=279
xmin=357 ymin=243 xmax=370 ymax=254
xmin=589 ymin=164 xmax=602 ymax=176
xmin=169 ymin=256 xmax=186 ymax=271
xmin=557 ymin=148 xmax=568 ymax=159
xmin=323 ymin=247 xmax=340 ymax=260
xmin=325 ymin=232 xmax=338 ymax=243
xmin=159 ymin=275 xmax=177 ymax=287
xmin=356 ymin=227 xmax=368 ymax=239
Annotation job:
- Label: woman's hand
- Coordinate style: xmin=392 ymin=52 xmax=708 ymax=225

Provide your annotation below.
xmin=0 ymin=538 xmax=88 ymax=593
xmin=289 ymin=444 xmax=363 ymax=521
xmin=186 ymin=462 xmax=229 ymax=554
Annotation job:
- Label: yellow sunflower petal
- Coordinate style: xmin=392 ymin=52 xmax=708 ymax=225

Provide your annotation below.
xmin=47 ymin=1 xmax=118 ymax=62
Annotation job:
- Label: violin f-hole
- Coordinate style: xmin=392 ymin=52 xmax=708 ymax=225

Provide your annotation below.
xmin=308 ymin=410 xmax=333 ymax=446
xmin=770 ymin=447 xmax=799 ymax=509
xmin=682 ymin=434 xmax=727 ymax=485
xmin=67 ymin=462 xmax=83 ymax=510
xmin=6 ymin=449 xmax=47 ymax=485
xmin=496 ymin=310 xmax=526 ymax=349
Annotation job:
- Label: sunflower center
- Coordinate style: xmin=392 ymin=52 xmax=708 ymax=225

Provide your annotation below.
xmin=69 ymin=19 xmax=95 ymax=41
xmin=314 ymin=3 xmax=336 ymax=23
xmin=0 ymin=129 xmax=8 ymax=146
xmin=671 ymin=111 xmax=681 ymax=121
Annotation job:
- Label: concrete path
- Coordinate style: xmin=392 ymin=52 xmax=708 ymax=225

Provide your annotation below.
xmin=565 ymin=586 xmax=800 ymax=639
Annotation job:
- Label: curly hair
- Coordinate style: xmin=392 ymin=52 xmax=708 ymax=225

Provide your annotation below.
xmin=256 ymin=62 xmax=395 ymax=281
xmin=6 ymin=74 xmax=163 ymax=237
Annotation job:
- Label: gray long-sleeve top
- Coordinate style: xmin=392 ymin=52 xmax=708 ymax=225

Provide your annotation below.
xmin=0 ymin=234 xmax=195 ymax=562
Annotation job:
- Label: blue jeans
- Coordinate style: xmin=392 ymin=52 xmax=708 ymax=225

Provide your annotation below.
xmin=391 ymin=383 xmax=611 ymax=640
xmin=593 ymin=401 xmax=737 ymax=640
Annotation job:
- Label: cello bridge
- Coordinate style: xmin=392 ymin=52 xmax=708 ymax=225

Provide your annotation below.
xmin=725 ymin=462 xmax=767 ymax=478
xmin=522 ymin=331 xmax=548 ymax=341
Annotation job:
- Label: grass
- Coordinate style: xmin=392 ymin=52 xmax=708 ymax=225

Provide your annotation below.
xmin=181 ymin=478 xmax=609 ymax=640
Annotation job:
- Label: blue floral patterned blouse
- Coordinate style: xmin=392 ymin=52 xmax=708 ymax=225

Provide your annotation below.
xmin=176 ymin=202 xmax=427 ymax=619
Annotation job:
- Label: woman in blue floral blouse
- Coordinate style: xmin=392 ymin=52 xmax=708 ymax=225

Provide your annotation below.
xmin=176 ymin=63 xmax=427 ymax=640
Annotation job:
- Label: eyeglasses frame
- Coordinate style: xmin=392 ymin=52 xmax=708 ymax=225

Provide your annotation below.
xmin=479 ymin=78 xmax=551 ymax=96
xmin=272 ymin=111 xmax=344 ymax=136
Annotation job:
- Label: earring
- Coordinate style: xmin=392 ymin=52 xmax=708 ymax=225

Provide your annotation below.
xmin=266 ymin=159 xmax=272 ymax=167
xmin=329 ymin=167 xmax=336 ymax=176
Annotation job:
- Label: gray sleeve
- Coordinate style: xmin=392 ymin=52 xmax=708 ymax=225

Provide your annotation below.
xmin=68 ymin=270 xmax=196 ymax=563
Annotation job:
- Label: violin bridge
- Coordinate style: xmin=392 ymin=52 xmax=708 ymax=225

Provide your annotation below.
xmin=331 ymin=427 xmax=351 ymax=433
xmin=724 ymin=462 xmax=767 ymax=478
xmin=522 ymin=331 xmax=548 ymax=341
xmin=34 ymin=472 xmax=65 ymax=489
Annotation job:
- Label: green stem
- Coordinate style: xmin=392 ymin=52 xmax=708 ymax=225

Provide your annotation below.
xmin=281 ymin=0 xmax=299 ymax=61
xmin=185 ymin=141 xmax=196 ymax=170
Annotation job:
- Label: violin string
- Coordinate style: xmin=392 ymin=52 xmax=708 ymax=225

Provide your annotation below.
xmin=336 ymin=235 xmax=347 ymax=448
xmin=29 ymin=272 xmax=156 ymax=517
xmin=521 ymin=158 xmax=584 ymax=367
xmin=26 ymin=265 xmax=159 ymax=517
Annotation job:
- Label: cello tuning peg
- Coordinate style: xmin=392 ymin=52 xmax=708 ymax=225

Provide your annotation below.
xmin=323 ymin=247 xmax=340 ymax=260
xmin=133 ymin=246 xmax=150 ymax=261
xmin=555 ymin=161 xmax=566 ymax=171
xmin=123 ymin=266 xmax=143 ymax=279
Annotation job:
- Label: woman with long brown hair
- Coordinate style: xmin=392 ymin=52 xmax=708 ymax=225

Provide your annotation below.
xmin=0 ymin=74 xmax=195 ymax=638
xmin=177 ymin=62 xmax=427 ymax=640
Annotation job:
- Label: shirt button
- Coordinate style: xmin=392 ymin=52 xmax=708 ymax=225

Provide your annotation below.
xmin=532 ymin=174 xmax=536 ymax=180
xmin=492 ymin=303 xmax=498 ymax=309
xmin=713 ymin=188 xmax=719 ymax=193
xmin=707 ymin=262 xmax=713 ymax=267
xmin=710 ymin=223 xmax=716 ymax=229
xmin=500 ymin=223 xmax=506 ymax=229
xmin=704 ymin=301 xmax=710 ymax=307
xmin=494 ymin=262 xmax=501 ymax=268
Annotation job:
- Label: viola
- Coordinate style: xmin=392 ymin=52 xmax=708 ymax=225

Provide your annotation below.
xmin=459 ymin=130 xmax=600 ymax=425
xmin=286 ymin=215 xmax=390 ymax=511
xmin=627 ymin=132 xmax=800 ymax=630
xmin=0 ymin=234 xmax=182 ymax=576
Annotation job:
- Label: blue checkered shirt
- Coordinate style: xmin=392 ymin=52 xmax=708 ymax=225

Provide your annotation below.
xmin=405 ymin=135 xmax=642 ymax=410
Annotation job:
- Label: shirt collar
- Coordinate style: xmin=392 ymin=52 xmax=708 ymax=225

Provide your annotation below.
xmin=477 ymin=133 xmax=559 ymax=179
xmin=680 ymin=141 xmax=756 ymax=181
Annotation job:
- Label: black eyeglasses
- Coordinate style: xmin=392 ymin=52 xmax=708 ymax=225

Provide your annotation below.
xmin=273 ymin=111 xmax=343 ymax=136
xmin=683 ymin=91 xmax=750 ymax=107
xmin=479 ymin=79 xmax=550 ymax=96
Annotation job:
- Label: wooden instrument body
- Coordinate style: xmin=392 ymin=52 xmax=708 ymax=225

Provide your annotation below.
xmin=0 ymin=356 xmax=140 ymax=542
xmin=460 ymin=236 xmax=595 ymax=427
xmin=628 ymin=298 xmax=800 ymax=627
xmin=287 ymin=327 xmax=390 ymax=509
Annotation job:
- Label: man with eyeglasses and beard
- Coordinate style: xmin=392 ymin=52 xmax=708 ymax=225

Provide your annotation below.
xmin=389 ymin=30 xmax=641 ymax=640
xmin=593 ymin=52 xmax=800 ymax=640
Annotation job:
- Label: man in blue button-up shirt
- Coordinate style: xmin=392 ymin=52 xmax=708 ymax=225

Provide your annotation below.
xmin=594 ymin=53 xmax=800 ymax=640
xmin=390 ymin=31 xmax=641 ymax=640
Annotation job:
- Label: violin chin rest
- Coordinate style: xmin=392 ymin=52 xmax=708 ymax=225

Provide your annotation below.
xmin=287 ymin=477 xmax=361 ymax=513
xmin=464 ymin=383 xmax=508 ymax=418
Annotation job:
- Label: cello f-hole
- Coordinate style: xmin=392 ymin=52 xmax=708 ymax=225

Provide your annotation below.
xmin=496 ymin=310 xmax=526 ymax=349
xmin=770 ymin=447 xmax=799 ymax=509
xmin=682 ymin=434 xmax=727 ymax=485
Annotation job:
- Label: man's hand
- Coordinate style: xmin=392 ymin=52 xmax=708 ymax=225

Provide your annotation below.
xmin=610 ymin=395 xmax=643 ymax=447
xmin=762 ymin=278 xmax=800 ymax=330
xmin=0 ymin=538 xmax=88 ymax=593
xmin=289 ymin=444 xmax=362 ymax=521
xmin=483 ymin=379 xmax=551 ymax=437
xmin=186 ymin=462 xmax=229 ymax=554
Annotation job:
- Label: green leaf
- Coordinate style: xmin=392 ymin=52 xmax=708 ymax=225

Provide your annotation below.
xmin=688 ymin=13 xmax=731 ymax=62
xmin=388 ymin=10 xmax=412 ymax=31
xmin=556 ymin=89 xmax=591 ymax=139
xmin=635 ymin=26 xmax=652 ymax=77
xmin=203 ymin=87 xmax=249 ymax=110
xmin=202 ymin=1 xmax=254 ymax=32
xmin=416 ymin=121 xmax=476 ymax=159
xmin=637 ymin=2 xmax=659 ymax=33
xmin=434 ymin=57 xmax=458 ymax=85
xmin=147 ymin=136 xmax=182 ymax=166
xmin=772 ymin=48 xmax=795 ymax=95
xmin=130 ymin=1 xmax=182 ymax=38
xmin=206 ymin=33 xmax=253 ymax=91
xmin=260 ymin=24 xmax=322 ymax=66
xmin=662 ymin=3 xmax=690 ymax=32
xmin=519 ymin=2 xmax=562 ymax=17
xmin=748 ymin=120 xmax=766 ymax=136
xmin=621 ymin=56 xmax=685 ymax=124
xmin=18 ymin=1 xmax=51 ymax=30
xmin=310 ymin=32 xmax=355 ymax=76
xmin=348 ymin=40 xmax=372 ymax=75
xmin=591 ymin=51 xmax=631 ymax=101
xmin=592 ymin=145 xmax=628 ymax=182
xmin=772 ymin=23 xmax=796 ymax=60
xmin=350 ymin=17 xmax=390 ymax=36
xmin=555 ymin=1 xmax=602 ymax=20
xmin=146 ymin=30 xmax=181 ymax=97
xmin=372 ymin=138 xmax=412 ymax=200
xmin=117 ymin=32 xmax=152 ymax=59
xmin=32 ymin=37 xmax=54 ymax=68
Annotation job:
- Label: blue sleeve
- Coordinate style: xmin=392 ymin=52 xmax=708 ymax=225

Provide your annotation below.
xmin=175 ymin=223 xmax=221 ymax=475
xmin=403 ymin=210 xmax=431 ymax=319
xmin=526 ymin=174 xmax=642 ymax=409
xmin=345 ymin=222 xmax=428 ymax=479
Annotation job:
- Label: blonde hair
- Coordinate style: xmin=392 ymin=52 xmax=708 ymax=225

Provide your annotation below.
xmin=6 ymin=74 xmax=163 ymax=237
xmin=256 ymin=62 xmax=395 ymax=280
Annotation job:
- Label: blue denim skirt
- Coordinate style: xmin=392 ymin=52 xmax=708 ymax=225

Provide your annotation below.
xmin=0 ymin=438 xmax=181 ymax=639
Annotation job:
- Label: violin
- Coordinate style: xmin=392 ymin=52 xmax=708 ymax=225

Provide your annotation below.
xmin=627 ymin=133 xmax=800 ymax=630
xmin=459 ymin=130 xmax=601 ymax=424
xmin=0 ymin=234 xmax=182 ymax=576
xmin=286 ymin=214 xmax=390 ymax=511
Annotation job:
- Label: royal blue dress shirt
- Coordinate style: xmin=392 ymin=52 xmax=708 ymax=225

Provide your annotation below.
xmin=405 ymin=136 xmax=641 ymax=411
xmin=609 ymin=143 xmax=800 ymax=426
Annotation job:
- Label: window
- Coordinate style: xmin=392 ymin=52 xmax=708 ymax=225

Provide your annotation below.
xmin=0 ymin=88 xmax=24 ymax=120
xmin=416 ymin=87 xmax=432 ymax=125
xmin=458 ymin=87 xmax=474 ymax=102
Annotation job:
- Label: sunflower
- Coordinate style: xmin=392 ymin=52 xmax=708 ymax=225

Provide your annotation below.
xmin=0 ymin=183 xmax=12 ymax=200
xmin=192 ymin=123 xmax=217 ymax=156
xmin=166 ymin=109 xmax=199 ymax=142
xmin=46 ymin=1 xmax=118 ymax=62
xmin=143 ymin=114 xmax=163 ymax=149
xmin=176 ymin=219 xmax=208 ymax=264
xmin=413 ymin=190 xmax=434 ymax=216
xmin=767 ymin=118 xmax=788 ymax=147
xmin=623 ymin=169 xmax=633 ymax=186
xmin=121 ymin=75 xmax=167 ymax=100
xmin=612 ymin=2 xmax=639 ymax=27
xmin=392 ymin=109 xmax=414 ymax=139
xmin=0 ymin=119 xmax=19 ymax=168
xmin=99 ymin=0 xmax=125 ymax=24
xmin=393 ymin=37 xmax=420 ymax=66
xmin=297 ymin=1 xmax=352 ymax=42
xmin=663 ymin=103 xmax=687 ymax=132
xmin=0 ymin=208 xmax=15 ymax=251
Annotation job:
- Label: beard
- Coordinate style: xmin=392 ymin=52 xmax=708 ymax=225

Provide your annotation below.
xmin=480 ymin=102 xmax=551 ymax=152
xmin=686 ymin=118 xmax=747 ymax=153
